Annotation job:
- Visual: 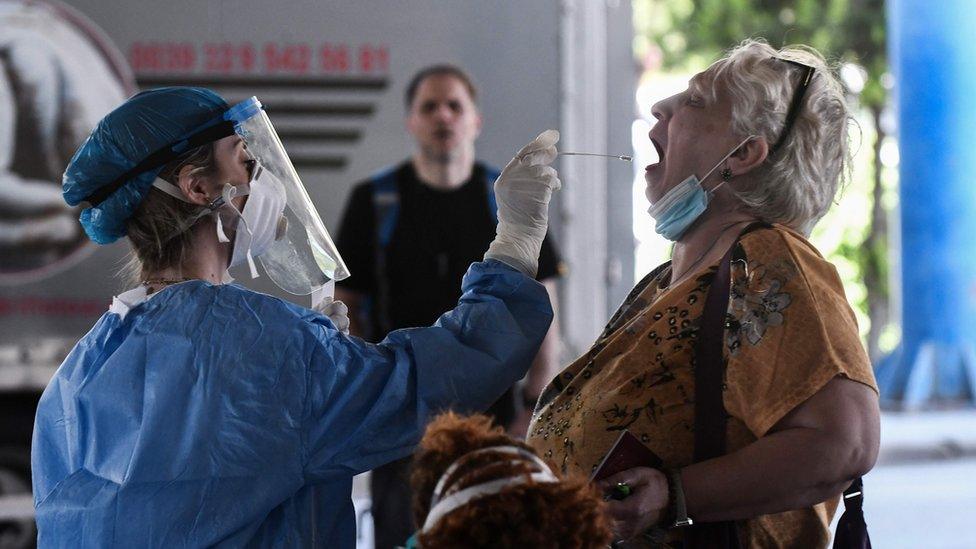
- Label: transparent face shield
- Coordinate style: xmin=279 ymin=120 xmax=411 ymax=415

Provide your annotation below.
xmin=224 ymin=97 xmax=350 ymax=300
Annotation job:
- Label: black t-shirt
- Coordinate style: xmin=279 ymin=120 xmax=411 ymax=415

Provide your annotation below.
xmin=337 ymin=160 xmax=562 ymax=337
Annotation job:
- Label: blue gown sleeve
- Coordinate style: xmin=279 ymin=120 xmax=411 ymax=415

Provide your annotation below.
xmin=299 ymin=260 xmax=553 ymax=481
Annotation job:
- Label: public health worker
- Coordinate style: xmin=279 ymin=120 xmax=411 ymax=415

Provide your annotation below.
xmin=30 ymin=87 xmax=561 ymax=548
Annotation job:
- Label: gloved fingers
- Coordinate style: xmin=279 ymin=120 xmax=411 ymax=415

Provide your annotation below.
xmin=516 ymin=129 xmax=560 ymax=159
xmin=501 ymin=153 xmax=522 ymax=174
xmin=524 ymin=165 xmax=560 ymax=189
xmin=527 ymin=164 xmax=556 ymax=181
xmin=499 ymin=146 xmax=557 ymax=180
xmin=311 ymin=296 xmax=330 ymax=313
xmin=317 ymin=300 xmax=350 ymax=334
xmin=519 ymin=145 xmax=558 ymax=167
xmin=333 ymin=315 xmax=350 ymax=335
xmin=319 ymin=299 xmax=348 ymax=316
xmin=519 ymin=129 xmax=560 ymax=153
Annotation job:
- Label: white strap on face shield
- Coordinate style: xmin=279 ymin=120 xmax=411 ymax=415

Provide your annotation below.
xmin=422 ymin=446 xmax=558 ymax=533
xmin=151 ymin=177 xmax=191 ymax=202
xmin=310 ymin=280 xmax=334 ymax=310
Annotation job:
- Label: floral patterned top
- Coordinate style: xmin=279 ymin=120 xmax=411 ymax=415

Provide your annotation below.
xmin=527 ymin=224 xmax=878 ymax=548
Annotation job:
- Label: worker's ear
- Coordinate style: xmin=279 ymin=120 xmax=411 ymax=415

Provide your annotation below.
xmin=176 ymin=165 xmax=213 ymax=206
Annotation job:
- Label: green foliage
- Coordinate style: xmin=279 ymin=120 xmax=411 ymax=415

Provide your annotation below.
xmin=638 ymin=0 xmax=888 ymax=107
xmin=834 ymin=221 xmax=889 ymax=317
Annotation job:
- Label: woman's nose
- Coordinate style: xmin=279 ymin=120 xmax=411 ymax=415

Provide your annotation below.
xmin=650 ymin=97 xmax=671 ymax=122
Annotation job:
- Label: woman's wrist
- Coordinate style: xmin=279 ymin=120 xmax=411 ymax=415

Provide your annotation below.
xmin=633 ymin=468 xmax=674 ymax=544
xmin=659 ymin=470 xmax=677 ymax=528
xmin=664 ymin=468 xmax=693 ymax=529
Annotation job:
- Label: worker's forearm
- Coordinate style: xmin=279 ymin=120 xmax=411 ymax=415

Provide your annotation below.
xmin=681 ymin=427 xmax=863 ymax=522
xmin=525 ymin=280 xmax=562 ymax=397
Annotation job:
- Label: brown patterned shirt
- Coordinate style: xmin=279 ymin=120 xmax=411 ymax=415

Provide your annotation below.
xmin=527 ymin=224 xmax=878 ymax=548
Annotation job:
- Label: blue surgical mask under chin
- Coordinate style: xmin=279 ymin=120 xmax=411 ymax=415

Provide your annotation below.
xmin=647 ymin=136 xmax=755 ymax=241
xmin=648 ymin=176 xmax=712 ymax=240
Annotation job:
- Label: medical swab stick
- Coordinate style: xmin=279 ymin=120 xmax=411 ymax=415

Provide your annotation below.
xmin=560 ymin=152 xmax=633 ymax=162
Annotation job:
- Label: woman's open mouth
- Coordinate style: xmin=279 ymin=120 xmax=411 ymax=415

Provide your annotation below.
xmin=646 ymin=137 xmax=664 ymax=170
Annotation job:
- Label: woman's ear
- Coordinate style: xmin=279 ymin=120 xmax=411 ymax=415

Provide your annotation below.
xmin=726 ymin=136 xmax=769 ymax=177
xmin=176 ymin=164 xmax=211 ymax=206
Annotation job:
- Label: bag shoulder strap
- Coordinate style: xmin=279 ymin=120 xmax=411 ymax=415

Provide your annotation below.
xmin=688 ymin=222 xmax=770 ymax=549
xmin=482 ymin=164 xmax=501 ymax=223
xmin=693 ymin=221 xmax=771 ymax=461
xmin=692 ymin=243 xmax=735 ymax=462
xmin=689 ymin=221 xmax=867 ymax=549
xmin=834 ymin=477 xmax=871 ymax=548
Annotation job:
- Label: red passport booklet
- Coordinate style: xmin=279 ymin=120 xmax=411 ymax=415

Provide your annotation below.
xmin=590 ymin=430 xmax=664 ymax=482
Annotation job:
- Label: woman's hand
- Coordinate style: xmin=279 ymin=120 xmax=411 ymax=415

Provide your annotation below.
xmin=597 ymin=467 xmax=670 ymax=541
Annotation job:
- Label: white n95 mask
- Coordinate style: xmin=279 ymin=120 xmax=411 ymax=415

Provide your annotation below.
xmin=230 ymin=164 xmax=287 ymax=277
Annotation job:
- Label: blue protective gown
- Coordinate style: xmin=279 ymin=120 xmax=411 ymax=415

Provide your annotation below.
xmin=31 ymin=260 xmax=552 ymax=548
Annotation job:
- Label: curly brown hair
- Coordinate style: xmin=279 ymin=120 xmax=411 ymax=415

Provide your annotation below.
xmin=409 ymin=412 xmax=611 ymax=548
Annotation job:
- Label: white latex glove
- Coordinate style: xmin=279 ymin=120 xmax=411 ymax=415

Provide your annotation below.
xmin=315 ymin=298 xmax=350 ymax=335
xmin=484 ymin=130 xmax=561 ymax=277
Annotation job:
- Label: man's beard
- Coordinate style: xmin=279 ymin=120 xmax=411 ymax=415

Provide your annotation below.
xmin=422 ymin=144 xmax=459 ymax=164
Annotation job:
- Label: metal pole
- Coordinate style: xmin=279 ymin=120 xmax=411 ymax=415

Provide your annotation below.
xmin=879 ymin=0 xmax=976 ymax=408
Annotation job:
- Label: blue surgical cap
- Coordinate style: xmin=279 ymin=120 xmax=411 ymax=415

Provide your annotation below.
xmin=62 ymin=87 xmax=230 ymax=244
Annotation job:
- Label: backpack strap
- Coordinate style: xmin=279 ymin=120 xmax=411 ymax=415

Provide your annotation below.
xmin=366 ymin=162 xmax=500 ymax=337
xmin=370 ymin=167 xmax=401 ymax=249
xmin=483 ymin=164 xmax=501 ymax=223
xmin=367 ymin=166 xmax=401 ymax=337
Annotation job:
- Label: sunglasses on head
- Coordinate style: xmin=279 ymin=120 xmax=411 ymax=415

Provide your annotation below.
xmin=769 ymin=58 xmax=816 ymax=156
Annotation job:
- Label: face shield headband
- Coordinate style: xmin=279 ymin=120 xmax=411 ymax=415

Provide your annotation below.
xmin=420 ymin=446 xmax=559 ymax=534
xmin=85 ymin=97 xmax=349 ymax=305
xmin=82 ymin=119 xmax=237 ymax=208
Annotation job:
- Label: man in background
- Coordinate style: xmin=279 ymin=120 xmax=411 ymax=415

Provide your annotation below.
xmin=335 ymin=64 xmax=564 ymax=549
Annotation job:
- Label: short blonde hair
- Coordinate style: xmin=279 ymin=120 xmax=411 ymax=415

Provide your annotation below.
xmin=122 ymin=143 xmax=218 ymax=282
xmin=703 ymin=39 xmax=852 ymax=234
